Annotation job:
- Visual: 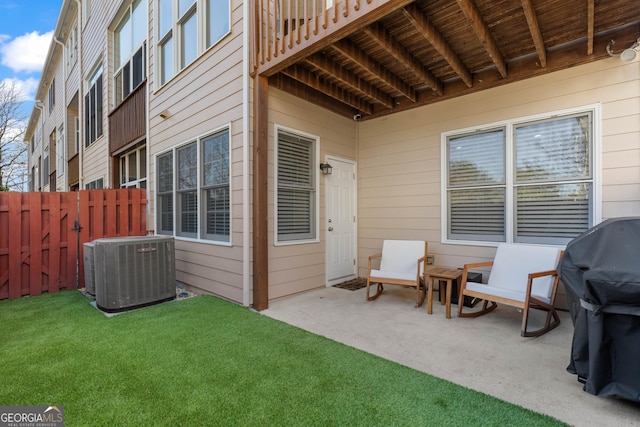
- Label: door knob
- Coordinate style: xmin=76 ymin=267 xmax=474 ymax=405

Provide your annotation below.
xmin=328 ymin=227 xmax=334 ymax=231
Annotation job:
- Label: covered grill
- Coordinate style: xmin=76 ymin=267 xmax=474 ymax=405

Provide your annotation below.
xmin=558 ymin=217 xmax=640 ymax=402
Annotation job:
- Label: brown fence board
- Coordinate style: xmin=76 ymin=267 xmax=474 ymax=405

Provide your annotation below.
xmin=8 ymin=193 xmax=21 ymax=299
xmin=0 ymin=195 xmax=6 ymax=299
xmin=92 ymin=190 xmax=104 ymax=239
xmin=49 ymin=194 xmax=61 ymax=294
xmin=29 ymin=193 xmax=42 ymax=295
xmin=0 ymin=189 xmax=148 ymax=300
xmin=64 ymin=192 xmax=78 ymax=291
xmin=106 ymin=190 xmax=117 ymax=237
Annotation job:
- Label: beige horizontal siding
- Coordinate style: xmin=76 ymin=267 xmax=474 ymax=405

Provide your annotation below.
xmin=267 ymin=88 xmax=357 ymax=300
xmin=146 ymin=1 xmax=246 ymax=303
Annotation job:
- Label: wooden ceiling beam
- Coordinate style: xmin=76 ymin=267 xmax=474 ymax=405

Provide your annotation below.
xmin=365 ymin=26 xmax=637 ymax=120
xmin=455 ymin=0 xmax=508 ymax=78
xmin=332 ymin=39 xmax=417 ymax=102
xmin=281 ymin=65 xmax=374 ymax=114
xmin=304 ymin=54 xmax=395 ymax=109
xmin=269 ymin=73 xmax=357 ymax=118
xmin=521 ymin=0 xmax=547 ymax=67
xmin=587 ymin=0 xmax=595 ymax=55
xmin=402 ymin=4 xmax=473 ymax=88
xmin=363 ymin=22 xmax=444 ymax=95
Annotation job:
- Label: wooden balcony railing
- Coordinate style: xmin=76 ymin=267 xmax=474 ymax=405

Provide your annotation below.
xmin=252 ymin=0 xmax=412 ymax=76
xmin=108 ymin=81 xmax=146 ymax=155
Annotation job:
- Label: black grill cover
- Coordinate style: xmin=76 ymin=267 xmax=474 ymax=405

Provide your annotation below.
xmin=558 ymin=217 xmax=640 ymax=402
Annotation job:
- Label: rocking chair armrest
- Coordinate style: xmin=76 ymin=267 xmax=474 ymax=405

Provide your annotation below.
xmin=459 ymin=261 xmax=493 ymax=293
xmin=462 ymin=261 xmax=494 ymax=271
xmin=368 ymin=253 xmax=382 ymax=272
xmin=525 ymin=269 xmax=560 ymax=302
xmin=528 ymin=269 xmax=558 ymax=279
xmin=416 ymin=255 xmax=427 ymax=276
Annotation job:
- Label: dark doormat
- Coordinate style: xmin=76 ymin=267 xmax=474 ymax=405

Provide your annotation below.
xmin=333 ymin=277 xmax=367 ymax=291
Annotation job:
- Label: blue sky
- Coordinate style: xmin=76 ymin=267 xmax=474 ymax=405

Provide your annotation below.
xmin=0 ymin=0 xmax=63 ymax=117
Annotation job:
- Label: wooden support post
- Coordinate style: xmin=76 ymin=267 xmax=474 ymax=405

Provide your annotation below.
xmin=252 ymin=75 xmax=269 ymax=311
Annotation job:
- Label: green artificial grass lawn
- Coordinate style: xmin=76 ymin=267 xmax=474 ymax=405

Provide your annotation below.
xmin=0 ymin=291 xmax=566 ymax=426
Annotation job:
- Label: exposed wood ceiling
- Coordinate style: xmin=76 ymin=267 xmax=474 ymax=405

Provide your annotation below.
xmin=267 ymin=0 xmax=640 ymax=120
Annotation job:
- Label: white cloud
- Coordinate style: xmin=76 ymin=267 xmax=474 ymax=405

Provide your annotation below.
xmin=1 ymin=77 xmax=39 ymax=102
xmin=0 ymin=30 xmax=53 ymax=73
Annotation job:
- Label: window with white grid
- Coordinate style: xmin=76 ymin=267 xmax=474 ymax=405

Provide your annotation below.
xmin=443 ymin=107 xmax=597 ymax=246
xmin=157 ymin=0 xmax=230 ymax=86
xmin=155 ymin=127 xmax=230 ymax=243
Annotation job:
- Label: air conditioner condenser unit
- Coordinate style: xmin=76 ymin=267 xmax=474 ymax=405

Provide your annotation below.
xmin=93 ymin=236 xmax=176 ymax=312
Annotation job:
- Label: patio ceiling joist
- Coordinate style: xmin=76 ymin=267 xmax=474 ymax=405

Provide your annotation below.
xmin=303 ymin=54 xmax=396 ymax=109
xmin=281 ymin=65 xmax=374 ymax=114
xmin=520 ymin=0 xmax=547 ymax=67
xmin=331 ymin=39 xmax=417 ymax=102
xmin=402 ymin=3 xmax=473 ymax=88
xmin=455 ymin=0 xmax=508 ymax=79
xmin=587 ymin=0 xmax=595 ymax=55
xmin=363 ymin=22 xmax=444 ymax=95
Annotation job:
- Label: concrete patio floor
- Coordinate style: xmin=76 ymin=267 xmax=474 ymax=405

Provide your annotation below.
xmin=262 ymin=286 xmax=640 ymax=426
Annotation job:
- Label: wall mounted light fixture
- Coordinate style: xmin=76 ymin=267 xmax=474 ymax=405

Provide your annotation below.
xmin=319 ymin=163 xmax=333 ymax=175
xmin=606 ymin=38 xmax=640 ymax=62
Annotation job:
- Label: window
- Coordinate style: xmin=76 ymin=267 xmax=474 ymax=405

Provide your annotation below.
xmin=85 ymin=178 xmax=104 ymax=189
xmin=443 ymin=107 xmax=597 ymax=246
xmin=114 ymin=0 xmax=147 ymax=105
xmin=156 ymin=127 xmax=230 ymax=243
xmin=157 ymin=151 xmax=174 ymax=235
xmin=275 ymin=128 xmax=318 ymax=243
xmin=157 ymin=0 xmax=230 ymax=85
xmin=120 ymin=145 xmax=147 ymax=188
xmin=48 ymin=79 xmax=55 ymax=112
xmin=84 ymin=65 xmax=103 ymax=147
xmin=66 ymin=25 xmax=77 ymax=71
xmin=56 ymin=125 xmax=65 ymax=177
xmin=74 ymin=117 xmax=80 ymax=155
xmin=42 ymin=147 xmax=49 ymax=187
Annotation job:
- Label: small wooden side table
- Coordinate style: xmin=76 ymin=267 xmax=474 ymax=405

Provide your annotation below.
xmin=424 ymin=266 xmax=463 ymax=319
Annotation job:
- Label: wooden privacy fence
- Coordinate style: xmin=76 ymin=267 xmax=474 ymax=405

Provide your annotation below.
xmin=0 ymin=189 xmax=148 ymax=300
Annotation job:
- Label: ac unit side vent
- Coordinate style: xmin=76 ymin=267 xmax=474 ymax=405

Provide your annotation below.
xmin=83 ymin=242 xmax=96 ymax=296
xmin=94 ymin=236 xmax=176 ymax=312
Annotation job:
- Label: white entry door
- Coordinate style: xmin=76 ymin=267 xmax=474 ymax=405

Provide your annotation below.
xmin=325 ymin=157 xmax=357 ymax=286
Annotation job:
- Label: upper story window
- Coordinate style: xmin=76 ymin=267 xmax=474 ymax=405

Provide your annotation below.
xmin=275 ymin=128 xmax=318 ymax=244
xmin=114 ymin=0 xmax=147 ymax=105
xmin=56 ymin=125 xmax=65 ymax=177
xmin=443 ymin=106 xmax=599 ymax=246
xmin=156 ymin=127 xmax=230 ymax=243
xmin=48 ymin=79 xmax=55 ymax=113
xmin=157 ymin=0 xmax=230 ymax=86
xmin=84 ymin=64 xmax=103 ymax=147
xmin=42 ymin=146 xmax=49 ymax=186
xmin=65 ymin=25 xmax=77 ymax=72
